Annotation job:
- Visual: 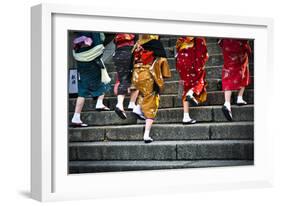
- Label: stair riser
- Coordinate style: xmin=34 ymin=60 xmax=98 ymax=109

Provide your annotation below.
xmin=68 ymin=90 xmax=254 ymax=111
xmin=69 ymin=141 xmax=253 ymax=161
xmin=69 ymin=123 xmax=254 ymax=142
xmin=69 ymin=106 xmax=254 ymax=126
xmin=69 ymin=160 xmax=254 ymax=174
xmin=177 ymin=142 xmax=253 ymax=160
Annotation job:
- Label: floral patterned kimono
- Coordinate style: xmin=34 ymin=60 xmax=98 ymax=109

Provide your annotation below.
xmin=132 ymin=35 xmax=171 ymax=119
xmin=219 ymin=38 xmax=251 ymax=91
xmin=176 ymin=37 xmax=209 ymax=102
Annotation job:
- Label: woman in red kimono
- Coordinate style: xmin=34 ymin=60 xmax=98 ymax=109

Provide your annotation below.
xmin=175 ymin=37 xmax=209 ymax=124
xmin=219 ymin=38 xmax=251 ymax=121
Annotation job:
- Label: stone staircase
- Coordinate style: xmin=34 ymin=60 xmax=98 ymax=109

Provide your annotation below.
xmin=68 ymin=36 xmax=254 ymax=174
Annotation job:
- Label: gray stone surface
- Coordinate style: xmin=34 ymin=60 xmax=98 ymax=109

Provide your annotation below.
xmin=150 ymin=124 xmax=209 ymax=140
xmin=69 ymin=127 xmax=105 ymax=142
xmin=150 ymin=107 xmax=213 ymax=123
xmin=210 ymin=122 xmax=254 ymax=140
xmin=70 ymin=141 xmax=177 ymax=161
xmin=105 ymin=125 xmax=144 ymax=141
xmin=69 ymin=160 xmax=254 ymax=173
xmin=177 ymin=140 xmax=253 ymax=160
xmin=68 ymin=122 xmax=253 ymax=142
xmin=69 ymin=111 xmax=137 ymax=126
xmin=69 ymin=140 xmax=253 ymax=161
xmin=213 ymin=105 xmax=254 ymax=122
xmin=69 ymin=105 xmax=254 ymax=126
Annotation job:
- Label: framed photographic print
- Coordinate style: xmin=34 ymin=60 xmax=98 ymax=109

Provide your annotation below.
xmin=31 ymin=3 xmax=274 ymax=202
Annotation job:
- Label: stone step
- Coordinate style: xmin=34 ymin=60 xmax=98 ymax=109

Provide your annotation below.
xmin=69 ymin=105 xmax=254 ymax=126
xmin=68 ymin=89 xmax=254 ymax=112
xmin=69 ymin=121 xmax=253 ymax=142
xmin=69 ymin=140 xmax=254 ymax=161
xmin=108 ymin=64 xmax=254 ymax=82
xmin=69 ymin=160 xmax=254 ymax=173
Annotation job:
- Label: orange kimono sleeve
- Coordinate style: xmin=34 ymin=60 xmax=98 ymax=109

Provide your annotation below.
xmin=150 ymin=58 xmax=171 ymax=92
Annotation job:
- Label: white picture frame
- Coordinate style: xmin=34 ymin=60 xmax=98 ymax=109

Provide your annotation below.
xmin=31 ymin=3 xmax=274 ymax=202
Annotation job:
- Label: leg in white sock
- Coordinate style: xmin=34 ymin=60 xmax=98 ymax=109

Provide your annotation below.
xmin=96 ymin=95 xmax=109 ymax=110
xmin=72 ymin=113 xmax=82 ymax=124
xmin=128 ymin=90 xmax=139 ymax=110
xmin=144 ymin=118 xmax=154 ymax=143
xmin=182 ymin=99 xmax=196 ymax=124
xmin=114 ymin=94 xmax=127 ymax=119
xmin=224 ymin=90 xmax=232 ymax=111
xmin=237 ymin=87 xmax=247 ymax=104
xmin=222 ymin=90 xmax=233 ymax=121
xmin=96 ymin=95 xmax=105 ymax=108
xmin=116 ymin=95 xmax=125 ymax=111
xmin=72 ymin=97 xmax=84 ymax=123
xmin=133 ymin=104 xmax=145 ymax=119
xmin=71 ymin=97 xmax=88 ymax=126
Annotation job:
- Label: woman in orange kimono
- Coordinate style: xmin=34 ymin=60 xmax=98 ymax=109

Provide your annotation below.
xmin=219 ymin=38 xmax=251 ymax=121
xmin=113 ymin=33 xmax=139 ymax=119
xmin=175 ymin=37 xmax=209 ymax=124
xmin=132 ymin=34 xmax=171 ymax=143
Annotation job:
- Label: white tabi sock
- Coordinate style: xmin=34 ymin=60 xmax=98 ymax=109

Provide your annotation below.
xmin=128 ymin=101 xmax=136 ymax=109
xmin=183 ymin=112 xmax=192 ymax=122
xmin=237 ymin=96 xmax=247 ymax=104
xmin=144 ymin=129 xmax=150 ymax=139
xmin=72 ymin=113 xmax=82 ymax=123
xmin=133 ymin=104 xmax=141 ymax=114
xmin=116 ymin=96 xmax=124 ymax=111
xmin=186 ymin=89 xmax=194 ymax=97
xmin=96 ymin=99 xmax=105 ymax=109
xmin=143 ymin=129 xmax=153 ymax=141
xmin=224 ymin=101 xmax=231 ymax=111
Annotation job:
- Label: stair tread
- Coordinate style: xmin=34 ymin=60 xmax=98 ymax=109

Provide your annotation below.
xmin=69 ymin=160 xmax=253 ymax=167
xmin=76 ymin=104 xmax=254 ymax=114
xmin=69 ymin=139 xmax=253 ymax=147
xmin=69 ymin=89 xmax=254 ymax=101
xmin=69 ymin=160 xmax=253 ymax=173
xmin=69 ymin=121 xmax=253 ymax=130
